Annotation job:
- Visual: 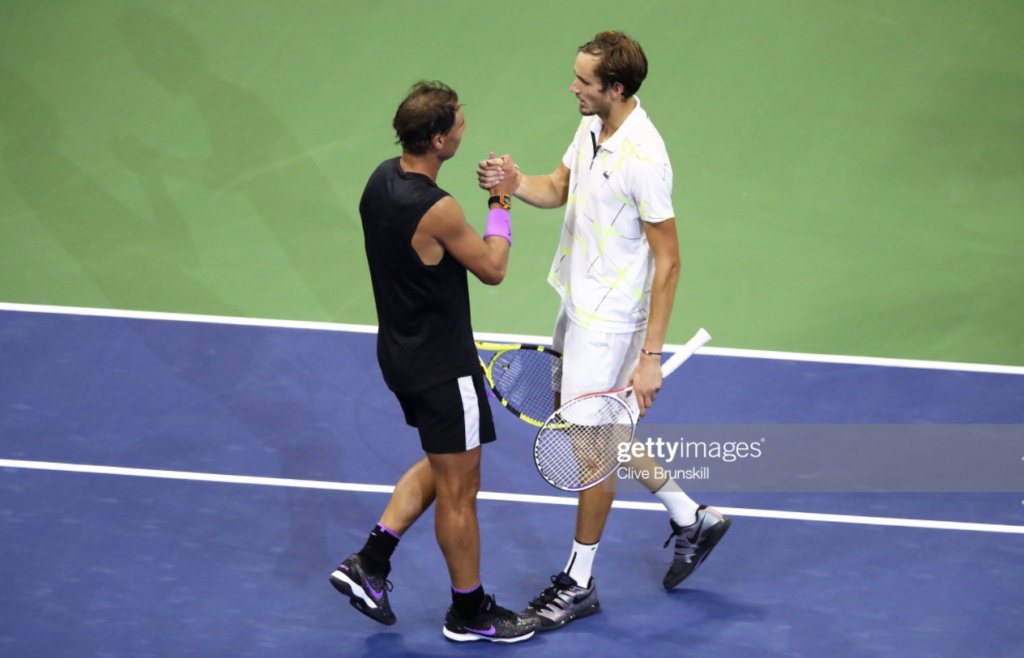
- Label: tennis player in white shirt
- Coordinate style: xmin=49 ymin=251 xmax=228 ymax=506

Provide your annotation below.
xmin=478 ymin=31 xmax=731 ymax=632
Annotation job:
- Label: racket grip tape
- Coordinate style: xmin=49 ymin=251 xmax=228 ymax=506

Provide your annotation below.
xmin=661 ymin=328 xmax=711 ymax=378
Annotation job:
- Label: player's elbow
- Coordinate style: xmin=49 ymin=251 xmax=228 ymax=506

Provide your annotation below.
xmin=659 ymin=253 xmax=681 ymax=281
xmin=473 ymin=259 xmax=507 ymax=285
xmin=481 ymin=264 xmax=507 ymax=286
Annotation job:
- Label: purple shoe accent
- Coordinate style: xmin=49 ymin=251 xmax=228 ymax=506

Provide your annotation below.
xmin=339 ymin=565 xmax=349 ymax=571
xmin=469 ymin=625 xmax=497 ymax=636
xmin=485 ymin=387 xmax=497 ymax=399
xmin=366 ymin=581 xmax=385 ymax=600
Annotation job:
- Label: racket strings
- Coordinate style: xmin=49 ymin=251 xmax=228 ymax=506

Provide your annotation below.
xmin=491 ymin=349 xmax=562 ymax=423
xmin=535 ymin=394 xmax=634 ymax=491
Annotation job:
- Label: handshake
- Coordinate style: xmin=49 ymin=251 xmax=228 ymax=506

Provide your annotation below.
xmin=477 ymin=151 xmax=522 ymax=197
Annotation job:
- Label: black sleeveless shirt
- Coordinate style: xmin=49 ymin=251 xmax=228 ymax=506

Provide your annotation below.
xmin=360 ymin=157 xmax=479 ymax=394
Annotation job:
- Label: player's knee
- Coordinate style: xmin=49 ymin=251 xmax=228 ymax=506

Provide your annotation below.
xmin=434 ymin=470 xmax=479 ymax=502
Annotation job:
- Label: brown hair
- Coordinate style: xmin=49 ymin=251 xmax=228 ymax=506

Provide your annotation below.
xmin=578 ymin=31 xmax=648 ymax=98
xmin=392 ymin=81 xmax=460 ymax=155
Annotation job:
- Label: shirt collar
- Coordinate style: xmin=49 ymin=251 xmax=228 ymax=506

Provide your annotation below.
xmin=589 ymin=96 xmax=645 ymax=154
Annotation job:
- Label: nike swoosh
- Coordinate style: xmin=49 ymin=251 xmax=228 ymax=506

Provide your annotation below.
xmin=687 ymin=517 xmax=706 ymax=543
xmin=469 ymin=625 xmax=497 ymax=636
xmin=365 ymin=581 xmax=384 ymax=600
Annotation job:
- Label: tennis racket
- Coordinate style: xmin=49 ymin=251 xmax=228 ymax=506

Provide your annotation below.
xmin=533 ymin=328 xmax=712 ymax=492
xmin=475 ymin=341 xmax=563 ymax=427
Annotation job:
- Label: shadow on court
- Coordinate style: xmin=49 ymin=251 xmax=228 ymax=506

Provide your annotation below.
xmin=0 ymin=64 xmax=369 ymax=586
xmin=0 ymin=64 xmax=226 ymax=314
xmin=114 ymin=7 xmax=366 ymax=322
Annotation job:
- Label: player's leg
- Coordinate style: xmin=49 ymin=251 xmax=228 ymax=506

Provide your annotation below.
xmin=522 ymin=492 xmax=605 ymax=633
xmin=428 ymin=447 xmax=482 ymax=590
xmin=521 ymin=310 xmax=613 ymax=631
xmin=633 ymin=449 xmax=731 ymax=589
xmin=330 ymin=397 xmax=436 ymax=625
xmin=380 ymin=456 xmax=437 ymax=535
xmin=620 ymin=446 xmax=731 ymax=589
xmin=433 ymin=453 xmax=533 ymax=643
xmin=608 ymin=325 xmax=732 ymax=589
xmin=334 ymin=456 xmax=436 ymax=606
xmin=575 ymin=484 xmax=615 ymax=544
xmin=563 ymin=316 xmax=639 ymax=585
xmin=414 ymin=374 xmax=533 ymax=643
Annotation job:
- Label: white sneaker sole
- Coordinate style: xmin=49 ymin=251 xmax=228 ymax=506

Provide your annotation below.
xmin=442 ymin=625 xmax=535 ymax=644
xmin=330 ymin=570 xmax=379 ymax=610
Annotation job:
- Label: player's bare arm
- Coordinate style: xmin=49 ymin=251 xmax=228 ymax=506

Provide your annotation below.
xmin=629 ymin=218 xmax=681 ymax=417
xmin=477 ymin=157 xmax=570 ymax=209
xmin=414 ymin=196 xmax=510 ymax=285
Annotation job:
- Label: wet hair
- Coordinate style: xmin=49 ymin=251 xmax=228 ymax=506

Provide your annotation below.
xmin=392 ymin=81 xmax=460 ymax=154
xmin=578 ymin=31 xmax=648 ymax=98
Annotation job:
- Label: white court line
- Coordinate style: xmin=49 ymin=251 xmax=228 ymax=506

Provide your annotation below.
xmin=2 ymin=458 xmax=1023 ymax=535
xmin=0 ymin=301 xmax=377 ymax=335
xmin=2 ymin=301 xmax=1023 ymax=375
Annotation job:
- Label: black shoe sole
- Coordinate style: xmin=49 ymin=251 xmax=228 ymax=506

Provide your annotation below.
xmin=663 ymin=516 xmax=732 ymax=590
xmin=330 ymin=572 xmax=396 ymax=626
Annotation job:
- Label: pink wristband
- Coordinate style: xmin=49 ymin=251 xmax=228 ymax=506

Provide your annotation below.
xmin=483 ymin=208 xmax=511 ymax=246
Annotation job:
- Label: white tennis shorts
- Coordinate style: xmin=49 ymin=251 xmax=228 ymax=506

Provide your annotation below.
xmin=552 ymin=305 xmax=644 ymax=415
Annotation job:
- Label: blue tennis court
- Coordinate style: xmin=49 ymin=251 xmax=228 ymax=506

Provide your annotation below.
xmin=2 ymin=306 xmax=1023 ymax=657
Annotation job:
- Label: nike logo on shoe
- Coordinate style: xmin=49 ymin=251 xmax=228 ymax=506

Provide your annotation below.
xmin=468 ymin=625 xmax=497 ymax=636
xmin=365 ymin=581 xmax=384 ymax=600
xmin=682 ymin=515 xmax=706 ymax=546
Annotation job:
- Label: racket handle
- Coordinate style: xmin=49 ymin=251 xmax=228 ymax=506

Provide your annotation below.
xmin=661 ymin=328 xmax=711 ymax=378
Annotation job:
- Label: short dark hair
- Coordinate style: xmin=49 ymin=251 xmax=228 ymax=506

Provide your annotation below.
xmin=578 ymin=31 xmax=648 ymax=98
xmin=392 ymin=81 xmax=460 ymax=155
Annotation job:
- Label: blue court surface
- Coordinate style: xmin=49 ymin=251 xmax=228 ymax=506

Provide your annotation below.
xmin=1 ymin=308 xmax=1023 ymax=657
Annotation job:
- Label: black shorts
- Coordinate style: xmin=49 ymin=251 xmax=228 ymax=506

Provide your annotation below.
xmin=395 ymin=373 xmax=497 ymax=454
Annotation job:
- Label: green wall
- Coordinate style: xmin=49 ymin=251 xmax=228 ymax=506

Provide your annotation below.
xmin=2 ymin=1 xmax=1022 ymax=364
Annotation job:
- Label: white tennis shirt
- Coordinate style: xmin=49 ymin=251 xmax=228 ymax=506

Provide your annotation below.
xmin=548 ymin=96 xmax=675 ymax=333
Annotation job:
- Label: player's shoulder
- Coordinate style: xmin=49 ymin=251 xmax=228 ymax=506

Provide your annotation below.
xmin=425 ymin=193 xmax=461 ymax=220
xmin=418 ymin=194 xmax=468 ymax=241
xmin=632 ymin=113 xmax=671 ymax=159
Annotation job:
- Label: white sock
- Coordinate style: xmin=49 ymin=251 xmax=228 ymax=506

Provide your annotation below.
xmin=655 ymin=489 xmax=700 ymax=526
xmin=564 ymin=538 xmax=599 ymax=586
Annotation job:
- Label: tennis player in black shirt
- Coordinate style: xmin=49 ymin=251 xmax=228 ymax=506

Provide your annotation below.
xmin=329 ymin=81 xmax=533 ymax=643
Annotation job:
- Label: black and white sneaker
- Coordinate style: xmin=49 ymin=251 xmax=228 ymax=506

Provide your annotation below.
xmin=663 ymin=505 xmax=732 ymax=590
xmin=330 ymin=553 xmax=396 ymax=625
xmin=521 ymin=572 xmax=600 ymax=632
xmin=443 ymin=594 xmax=535 ymax=644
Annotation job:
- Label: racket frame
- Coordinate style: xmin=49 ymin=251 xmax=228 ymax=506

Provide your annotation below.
xmin=475 ymin=341 xmax=563 ymax=427
xmin=532 ymin=327 xmax=712 ymax=491
xmin=533 ymin=389 xmax=635 ymax=492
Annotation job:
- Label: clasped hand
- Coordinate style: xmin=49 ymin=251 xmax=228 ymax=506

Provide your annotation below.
xmin=477 ymin=151 xmax=521 ymax=196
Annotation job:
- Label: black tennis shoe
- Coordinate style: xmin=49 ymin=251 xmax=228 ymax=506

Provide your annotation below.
xmin=521 ymin=572 xmax=600 ymax=632
xmin=663 ymin=505 xmax=732 ymax=590
xmin=443 ymin=594 xmax=535 ymax=643
xmin=330 ymin=553 xmax=396 ymax=625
